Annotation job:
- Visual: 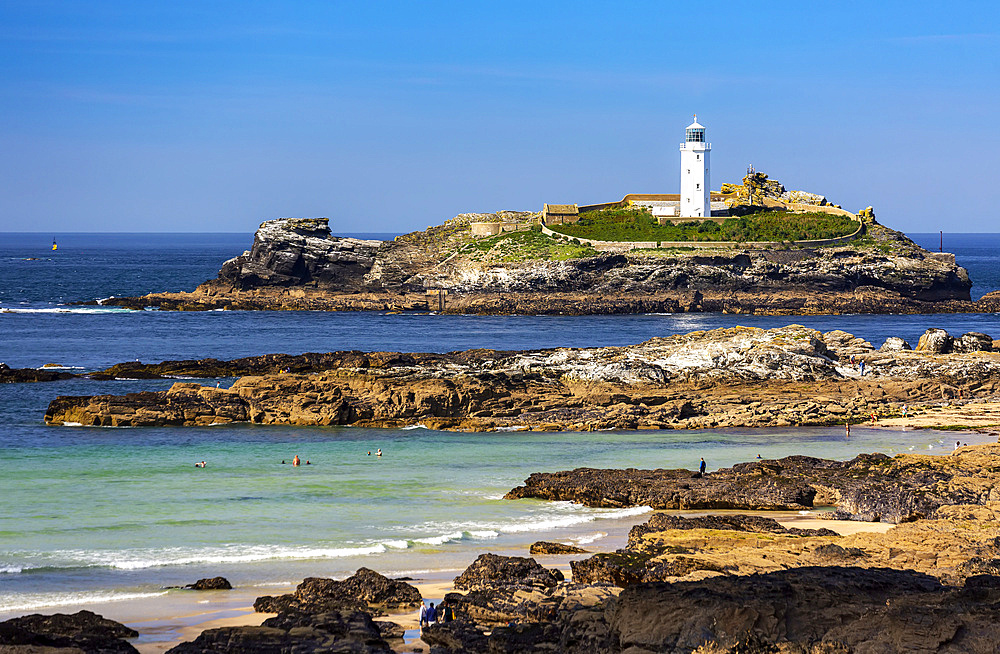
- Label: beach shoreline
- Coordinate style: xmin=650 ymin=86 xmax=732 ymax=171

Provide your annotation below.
xmin=1 ymin=508 xmax=894 ymax=653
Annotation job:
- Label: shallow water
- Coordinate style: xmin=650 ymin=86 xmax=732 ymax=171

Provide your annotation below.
xmin=1 ymin=231 xmax=998 ymax=616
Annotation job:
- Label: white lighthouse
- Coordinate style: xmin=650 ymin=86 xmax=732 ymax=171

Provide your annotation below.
xmin=679 ymin=115 xmax=711 ymax=218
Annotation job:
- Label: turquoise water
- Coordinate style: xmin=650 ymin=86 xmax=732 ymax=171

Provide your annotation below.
xmin=1 ymin=422 xmax=989 ymax=615
xmin=1 ymin=232 xmax=998 ymax=617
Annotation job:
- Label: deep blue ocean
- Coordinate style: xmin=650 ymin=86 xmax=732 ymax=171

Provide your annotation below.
xmin=0 ymin=231 xmax=998 ymax=626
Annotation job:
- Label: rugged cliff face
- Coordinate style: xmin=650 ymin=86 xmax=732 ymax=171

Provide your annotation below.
xmin=212 ymin=218 xmax=383 ymax=290
xmin=102 ymin=211 xmax=984 ymax=314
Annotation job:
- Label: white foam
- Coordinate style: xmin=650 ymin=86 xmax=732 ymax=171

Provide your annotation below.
xmin=61 ymin=422 xmax=83 ymax=427
xmin=52 ymin=543 xmax=390 ymax=571
xmin=0 ymin=566 xmax=22 ymax=574
xmin=0 ymin=589 xmax=167 ymax=613
xmin=413 ymin=532 xmax=465 ymax=546
xmin=494 ymin=426 xmax=528 ymax=432
xmin=401 ymin=424 xmax=428 ymax=430
xmin=572 ymin=532 xmax=607 ymax=545
xmin=0 ymin=306 xmax=133 ymax=314
xmin=382 ymin=540 xmax=411 ymax=550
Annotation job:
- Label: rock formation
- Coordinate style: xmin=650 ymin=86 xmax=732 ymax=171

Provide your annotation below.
xmin=252 ymin=568 xmax=422 ymax=616
xmin=167 ymin=608 xmax=392 ymax=654
xmin=1 ymin=363 xmax=75 ymax=383
xmin=530 ymin=541 xmax=590 ymax=555
xmin=46 ymin=326 xmax=1000 ymax=430
xmin=506 ymin=443 xmax=1000 ymax=523
xmin=186 ymin=576 xmax=232 ymax=590
xmin=94 ymin=212 xmax=993 ymax=315
xmin=213 ymin=218 xmax=383 ymax=290
xmin=0 ymin=610 xmax=139 ymax=654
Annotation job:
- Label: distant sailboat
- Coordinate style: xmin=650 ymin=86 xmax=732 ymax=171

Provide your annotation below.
xmin=52 ymin=238 xmax=57 ymax=251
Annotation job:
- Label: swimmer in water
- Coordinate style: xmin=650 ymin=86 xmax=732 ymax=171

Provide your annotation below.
xmin=377 ymin=449 xmax=382 ymax=457
xmin=292 ymin=455 xmax=300 ymax=467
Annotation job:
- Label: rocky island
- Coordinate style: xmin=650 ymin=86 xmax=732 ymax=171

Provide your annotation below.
xmin=45 ymin=325 xmax=1000 ymax=431
xmin=96 ymin=187 xmax=1000 ymax=315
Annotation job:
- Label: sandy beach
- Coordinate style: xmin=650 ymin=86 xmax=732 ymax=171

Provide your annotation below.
xmin=71 ymin=510 xmax=892 ymax=653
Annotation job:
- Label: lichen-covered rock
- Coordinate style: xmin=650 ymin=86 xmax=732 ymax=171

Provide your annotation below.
xmin=879 ymin=336 xmax=911 ymax=352
xmin=45 ymin=326 xmax=1000 ymax=432
xmin=0 ymin=610 xmax=139 ymax=654
xmin=953 ymin=331 xmax=994 ymax=353
xmin=915 ymin=328 xmax=954 ymax=353
xmin=453 ymin=553 xmax=563 ymax=591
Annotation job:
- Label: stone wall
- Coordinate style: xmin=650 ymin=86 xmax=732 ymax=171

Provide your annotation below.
xmin=541 ymin=217 xmax=866 ymax=251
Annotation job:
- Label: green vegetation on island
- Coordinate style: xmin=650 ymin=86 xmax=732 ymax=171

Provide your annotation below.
xmin=548 ymin=208 xmax=859 ymax=243
xmin=460 ymin=225 xmax=597 ymax=262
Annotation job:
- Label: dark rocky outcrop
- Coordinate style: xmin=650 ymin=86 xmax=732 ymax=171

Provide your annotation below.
xmin=530 ymin=541 xmax=589 ymax=555
xmin=452 ymin=554 xmax=563 ymax=591
xmin=186 ymin=577 xmax=232 ymax=590
xmin=213 ymin=218 xmax=383 ymax=291
xmin=167 ymin=608 xmax=391 ymax=653
xmin=252 ymin=568 xmax=421 ymax=616
xmin=0 ymin=363 xmax=76 ymax=383
xmin=0 ymin=610 xmax=139 ymax=654
xmin=44 ymin=326 xmax=1000 ymax=431
xmin=506 ymin=444 xmax=1000 ymax=524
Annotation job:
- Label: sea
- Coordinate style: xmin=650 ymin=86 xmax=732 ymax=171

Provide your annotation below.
xmin=0 ymin=231 xmax=998 ymax=619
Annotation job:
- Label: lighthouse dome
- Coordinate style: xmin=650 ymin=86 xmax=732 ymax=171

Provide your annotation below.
xmin=685 ymin=116 xmax=705 ymax=143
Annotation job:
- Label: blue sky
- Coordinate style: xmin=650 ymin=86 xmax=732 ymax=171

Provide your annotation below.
xmin=1 ymin=1 xmax=998 ymax=234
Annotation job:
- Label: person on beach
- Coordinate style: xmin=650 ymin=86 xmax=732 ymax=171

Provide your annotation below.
xmin=426 ymin=602 xmax=437 ymax=625
xmin=699 ymin=458 xmax=706 ymax=475
xmin=956 ymin=441 xmax=961 ymax=450
xmin=419 ymin=602 xmax=428 ymax=628
xmin=902 ymin=404 xmax=908 ymax=418
xmin=870 ymin=413 xmax=877 ymax=425
xmin=850 ymin=354 xmax=855 ymax=367
xmin=440 ymin=599 xmax=454 ymax=622
xmin=845 ymin=423 xmax=850 ymax=438
xmin=858 ymin=360 xmax=865 ymax=376
xmin=292 ymin=455 xmax=300 ymax=467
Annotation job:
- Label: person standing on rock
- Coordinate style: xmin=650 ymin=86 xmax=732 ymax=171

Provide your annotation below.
xmin=419 ymin=602 xmax=428 ymax=628
xmin=858 ymin=360 xmax=866 ymax=376
xmin=699 ymin=458 xmax=706 ymax=475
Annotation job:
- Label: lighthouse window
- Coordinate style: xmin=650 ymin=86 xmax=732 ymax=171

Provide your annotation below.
xmin=696 ymin=183 xmax=701 ymax=190
xmin=696 ymin=154 xmax=700 ymax=161
xmin=687 ymin=169 xmax=690 ymax=174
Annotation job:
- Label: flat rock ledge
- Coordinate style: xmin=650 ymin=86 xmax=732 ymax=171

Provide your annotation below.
xmin=505 ymin=442 xmax=1000 ymax=523
xmin=44 ymin=325 xmax=1000 ymax=429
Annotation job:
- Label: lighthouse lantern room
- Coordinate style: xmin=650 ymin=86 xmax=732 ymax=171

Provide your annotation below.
xmin=679 ymin=115 xmax=711 ymax=218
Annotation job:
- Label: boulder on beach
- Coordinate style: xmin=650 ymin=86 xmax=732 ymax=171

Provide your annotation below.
xmin=453 ymin=553 xmax=564 ymax=591
xmin=529 ymin=541 xmax=589 ymax=555
xmin=253 ymin=567 xmax=422 ymax=616
xmin=186 ymin=576 xmax=232 ymax=590
xmin=0 ymin=610 xmax=139 ymax=654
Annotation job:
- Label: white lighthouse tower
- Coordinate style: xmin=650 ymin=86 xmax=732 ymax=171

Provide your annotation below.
xmin=679 ymin=115 xmax=711 ymax=218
